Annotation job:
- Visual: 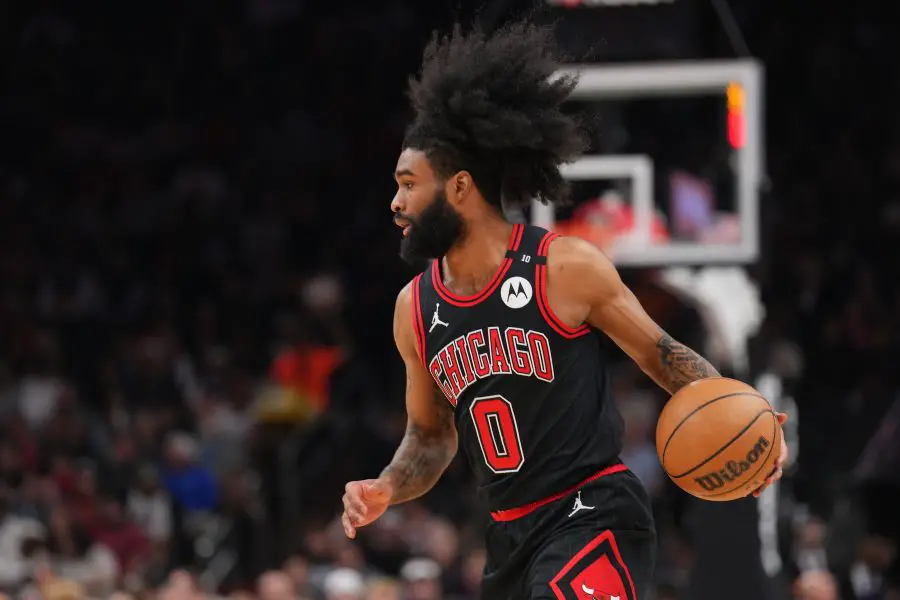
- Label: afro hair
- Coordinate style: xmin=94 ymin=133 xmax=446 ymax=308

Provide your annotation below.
xmin=403 ymin=20 xmax=589 ymax=211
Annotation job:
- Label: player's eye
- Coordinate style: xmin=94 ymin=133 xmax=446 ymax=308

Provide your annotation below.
xmin=403 ymin=181 xmax=414 ymax=190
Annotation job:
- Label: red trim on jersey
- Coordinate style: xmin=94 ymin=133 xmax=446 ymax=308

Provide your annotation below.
xmin=432 ymin=223 xmax=524 ymax=308
xmin=537 ymin=230 xmax=557 ymax=256
xmin=510 ymin=221 xmax=525 ymax=251
xmin=489 ymin=463 xmax=628 ymax=522
xmin=535 ymin=232 xmax=591 ymax=339
xmin=549 ymin=530 xmax=638 ymax=600
xmin=411 ymin=274 xmax=427 ymax=366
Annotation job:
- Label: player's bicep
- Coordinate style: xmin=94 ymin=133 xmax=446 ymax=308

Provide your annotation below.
xmin=587 ymin=276 xmax=665 ymax=366
xmin=393 ymin=284 xmax=458 ymax=436
xmin=550 ymin=237 xmax=718 ymax=393
xmin=553 ymin=237 xmax=663 ymax=364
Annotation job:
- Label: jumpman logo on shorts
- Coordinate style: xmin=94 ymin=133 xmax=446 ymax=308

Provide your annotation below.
xmin=581 ymin=583 xmax=619 ymax=600
xmin=568 ymin=490 xmax=595 ymax=517
xmin=429 ymin=302 xmax=449 ymax=333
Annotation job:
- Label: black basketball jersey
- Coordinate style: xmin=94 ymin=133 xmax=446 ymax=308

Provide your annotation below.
xmin=410 ymin=224 xmax=625 ymax=512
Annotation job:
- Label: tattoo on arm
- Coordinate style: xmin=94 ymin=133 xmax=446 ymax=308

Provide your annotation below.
xmin=380 ymin=378 xmax=456 ymax=504
xmin=654 ymin=333 xmax=720 ymax=394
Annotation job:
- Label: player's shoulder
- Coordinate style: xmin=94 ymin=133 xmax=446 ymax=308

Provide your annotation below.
xmin=393 ymin=269 xmax=429 ymax=322
xmin=542 ymin=233 xmax=620 ymax=300
xmin=393 ymin=280 xmax=417 ymax=344
xmin=395 ymin=279 xmax=415 ymax=313
xmin=395 ymin=263 xmax=431 ymax=303
xmin=544 ymin=233 xmax=613 ymax=273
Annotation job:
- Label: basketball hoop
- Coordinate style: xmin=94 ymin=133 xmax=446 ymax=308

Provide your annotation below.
xmin=535 ymin=60 xmax=764 ymax=267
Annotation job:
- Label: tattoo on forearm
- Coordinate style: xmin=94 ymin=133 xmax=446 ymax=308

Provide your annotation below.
xmin=381 ymin=381 xmax=456 ymax=504
xmin=655 ymin=333 xmax=720 ymax=394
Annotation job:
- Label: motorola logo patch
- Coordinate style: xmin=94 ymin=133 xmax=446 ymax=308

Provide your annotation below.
xmin=501 ymin=276 xmax=533 ymax=309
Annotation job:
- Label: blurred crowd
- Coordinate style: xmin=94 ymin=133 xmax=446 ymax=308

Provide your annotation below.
xmin=1 ymin=1 xmax=899 ymax=599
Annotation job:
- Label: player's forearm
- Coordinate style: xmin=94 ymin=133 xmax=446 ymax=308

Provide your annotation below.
xmin=645 ymin=333 xmax=720 ymax=395
xmin=380 ymin=423 xmax=457 ymax=504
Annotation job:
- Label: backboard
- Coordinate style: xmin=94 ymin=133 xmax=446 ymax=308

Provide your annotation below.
xmin=532 ymin=60 xmax=765 ymax=267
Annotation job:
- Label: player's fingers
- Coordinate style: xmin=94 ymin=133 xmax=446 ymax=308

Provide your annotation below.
xmin=342 ymin=493 xmax=368 ymax=524
xmin=343 ymin=483 xmax=369 ymax=510
xmin=776 ymin=412 xmax=788 ymax=424
xmin=754 ymin=466 xmax=784 ymax=497
xmin=754 ymin=471 xmax=778 ymax=497
xmin=341 ymin=512 xmax=356 ymax=539
xmin=343 ymin=490 xmax=368 ymax=514
xmin=344 ymin=506 xmax=365 ymax=526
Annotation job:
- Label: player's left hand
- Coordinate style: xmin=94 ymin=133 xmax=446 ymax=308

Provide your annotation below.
xmin=753 ymin=412 xmax=788 ymax=497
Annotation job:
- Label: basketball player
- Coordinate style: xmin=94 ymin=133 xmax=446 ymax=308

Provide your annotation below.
xmin=341 ymin=22 xmax=788 ymax=600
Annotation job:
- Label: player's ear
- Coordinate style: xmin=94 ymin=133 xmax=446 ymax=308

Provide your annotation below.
xmin=446 ymin=170 xmax=473 ymax=204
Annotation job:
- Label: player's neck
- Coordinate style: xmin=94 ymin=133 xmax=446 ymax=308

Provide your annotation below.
xmin=442 ymin=217 xmax=513 ymax=292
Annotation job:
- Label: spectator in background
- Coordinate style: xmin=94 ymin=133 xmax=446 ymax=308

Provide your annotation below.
xmin=16 ymin=331 xmax=65 ymax=431
xmin=618 ymin=391 xmax=665 ymax=499
xmin=0 ymin=443 xmax=28 ymax=492
xmin=84 ymin=494 xmax=149 ymax=575
xmin=56 ymin=461 xmax=100 ymax=529
xmin=43 ymin=506 xmax=119 ymax=597
xmin=0 ymin=417 xmax=39 ymax=487
xmin=157 ymin=570 xmax=205 ymax=600
xmin=283 ymin=551 xmax=315 ymax=599
xmin=32 ymin=578 xmax=86 ymax=600
xmin=365 ymin=578 xmax=402 ymax=600
xmin=400 ymin=558 xmax=442 ymax=600
xmin=793 ymin=570 xmax=839 ymax=600
xmin=258 ymin=570 xmax=303 ymax=600
xmin=17 ymin=473 xmax=58 ymax=525
xmin=161 ymin=433 xmax=217 ymax=513
xmin=323 ymin=567 xmax=365 ymax=600
xmin=196 ymin=373 xmax=254 ymax=478
xmin=126 ymin=464 xmax=173 ymax=552
xmin=455 ymin=548 xmax=486 ymax=600
xmin=420 ymin=518 xmax=459 ymax=581
xmin=0 ymin=487 xmax=45 ymax=590
xmin=214 ymin=470 xmax=267 ymax=592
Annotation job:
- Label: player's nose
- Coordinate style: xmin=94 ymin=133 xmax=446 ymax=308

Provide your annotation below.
xmin=390 ymin=191 xmax=403 ymax=214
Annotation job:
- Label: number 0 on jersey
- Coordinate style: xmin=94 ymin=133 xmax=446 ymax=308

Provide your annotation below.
xmin=470 ymin=395 xmax=525 ymax=473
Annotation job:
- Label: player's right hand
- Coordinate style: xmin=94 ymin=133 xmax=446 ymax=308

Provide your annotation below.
xmin=341 ymin=478 xmax=393 ymax=539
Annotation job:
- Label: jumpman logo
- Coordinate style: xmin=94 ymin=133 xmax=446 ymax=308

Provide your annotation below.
xmin=429 ymin=302 xmax=449 ymax=333
xmin=581 ymin=583 xmax=619 ymax=600
xmin=568 ymin=490 xmax=595 ymax=518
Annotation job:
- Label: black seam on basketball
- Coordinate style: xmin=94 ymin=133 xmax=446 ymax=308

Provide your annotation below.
xmin=661 ymin=391 xmax=769 ymax=469
xmin=702 ymin=412 xmax=778 ymax=498
xmin=669 ymin=409 xmax=772 ymax=478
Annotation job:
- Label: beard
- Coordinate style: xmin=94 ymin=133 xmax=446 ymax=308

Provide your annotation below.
xmin=398 ymin=189 xmax=466 ymax=266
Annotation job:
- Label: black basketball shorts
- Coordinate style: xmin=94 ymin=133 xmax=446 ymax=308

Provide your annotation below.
xmin=480 ymin=465 xmax=656 ymax=600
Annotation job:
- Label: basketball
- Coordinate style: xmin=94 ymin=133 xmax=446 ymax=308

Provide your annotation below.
xmin=655 ymin=377 xmax=781 ymax=501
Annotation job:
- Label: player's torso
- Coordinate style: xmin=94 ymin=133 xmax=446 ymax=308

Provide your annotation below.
xmin=412 ymin=224 xmax=624 ymax=512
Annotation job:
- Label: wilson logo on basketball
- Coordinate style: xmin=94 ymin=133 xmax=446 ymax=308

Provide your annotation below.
xmin=693 ymin=435 xmax=770 ymax=492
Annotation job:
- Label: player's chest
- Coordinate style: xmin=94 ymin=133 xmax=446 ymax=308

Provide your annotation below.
xmin=423 ymin=303 xmax=557 ymax=408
